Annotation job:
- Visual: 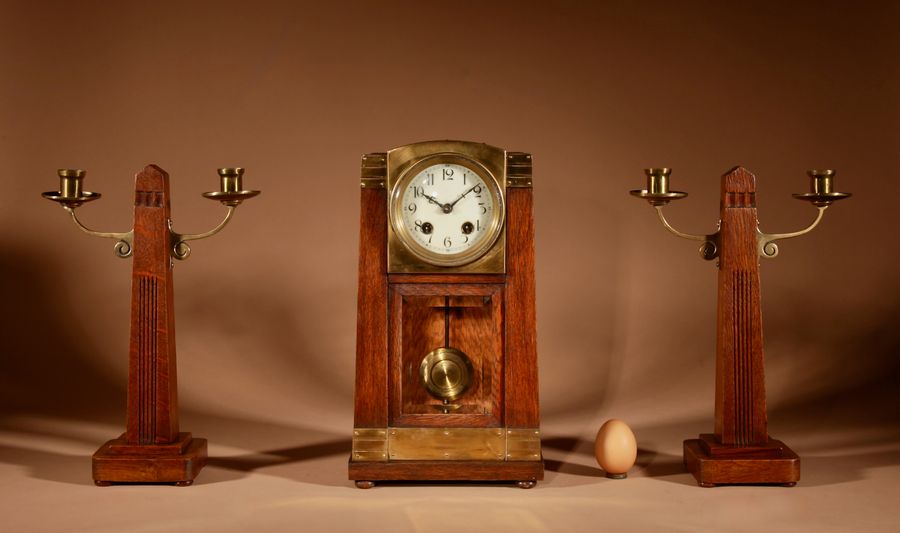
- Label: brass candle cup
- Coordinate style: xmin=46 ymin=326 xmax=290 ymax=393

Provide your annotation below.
xmin=201 ymin=167 xmax=260 ymax=207
xmin=630 ymin=167 xmax=687 ymax=206
xmin=59 ymin=169 xmax=86 ymax=198
xmin=218 ymin=167 xmax=243 ymax=193
xmin=646 ymin=167 xmax=671 ymax=195
xmin=42 ymin=169 xmax=101 ymax=208
xmin=808 ymin=169 xmax=834 ymax=195
xmin=792 ymin=169 xmax=851 ymax=207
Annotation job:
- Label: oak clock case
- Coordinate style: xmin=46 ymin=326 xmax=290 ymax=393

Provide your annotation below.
xmin=350 ymin=140 xmax=542 ymax=488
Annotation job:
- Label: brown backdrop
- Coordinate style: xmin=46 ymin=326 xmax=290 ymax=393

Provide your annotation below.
xmin=1 ymin=1 xmax=898 ymax=529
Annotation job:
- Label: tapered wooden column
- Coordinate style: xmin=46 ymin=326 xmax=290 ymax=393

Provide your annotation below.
xmin=126 ymin=165 xmax=179 ymax=444
xmin=683 ymin=167 xmax=799 ymax=486
xmin=714 ymin=168 xmax=768 ymax=446
xmin=92 ymin=165 xmax=207 ymax=486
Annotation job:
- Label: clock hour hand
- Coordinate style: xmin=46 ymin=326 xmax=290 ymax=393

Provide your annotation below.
xmin=423 ymin=194 xmax=443 ymax=207
xmin=425 ymin=193 xmax=454 ymax=214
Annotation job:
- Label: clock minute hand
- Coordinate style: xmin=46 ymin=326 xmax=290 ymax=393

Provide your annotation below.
xmin=449 ymin=185 xmax=479 ymax=208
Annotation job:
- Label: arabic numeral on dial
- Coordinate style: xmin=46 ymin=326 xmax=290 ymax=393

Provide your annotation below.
xmin=407 ymin=203 xmax=417 ymax=212
xmin=426 ymin=172 xmax=435 ymax=185
xmin=443 ymin=236 xmax=452 ymax=248
xmin=415 ymin=220 xmax=433 ymax=234
xmin=476 ymin=219 xmax=482 ymax=231
xmin=443 ymin=168 xmax=454 ymax=180
xmin=479 ymin=202 xmax=487 ymax=214
xmin=473 ymin=184 xmax=482 ymax=195
xmin=463 ymin=172 xmax=467 ymax=185
xmin=412 ymin=186 xmax=425 ymax=198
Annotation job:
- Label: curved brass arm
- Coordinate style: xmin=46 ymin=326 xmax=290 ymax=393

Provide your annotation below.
xmin=757 ymin=206 xmax=827 ymax=259
xmin=65 ymin=207 xmax=134 ymax=258
xmin=654 ymin=206 xmax=720 ymax=261
xmin=169 ymin=206 xmax=235 ymax=260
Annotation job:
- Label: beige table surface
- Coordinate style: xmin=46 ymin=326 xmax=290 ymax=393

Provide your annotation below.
xmin=2 ymin=388 xmax=897 ymax=533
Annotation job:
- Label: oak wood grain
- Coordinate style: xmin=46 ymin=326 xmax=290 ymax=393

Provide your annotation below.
xmin=353 ymin=186 xmax=389 ymax=428
xmin=684 ymin=437 xmax=799 ymax=486
xmin=349 ymin=459 xmax=544 ymax=482
xmin=714 ymin=167 xmax=767 ymax=446
xmin=127 ymin=165 xmax=179 ymax=444
xmin=504 ymin=187 xmax=539 ymax=429
xmin=388 ymin=284 xmax=503 ymax=426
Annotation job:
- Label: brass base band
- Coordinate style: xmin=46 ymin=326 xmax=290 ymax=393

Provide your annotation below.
xmin=352 ymin=427 xmax=541 ymax=462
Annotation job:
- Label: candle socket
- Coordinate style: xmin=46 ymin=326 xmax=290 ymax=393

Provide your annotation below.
xmin=217 ymin=167 xmax=244 ymax=193
xmin=793 ymin=169 xmax=849 ymax=207
xmin=203 ymin=168 xmax=259 ymax=207
xmin=807 ymin=169 xmax=834 ymax=195
xmin=645 ymin=168 xmax=671 ymax=195
xmin=630 ymin=168 xmax=686 ymax=206
xmin=58 ymin=169 xmax=86 ymax=199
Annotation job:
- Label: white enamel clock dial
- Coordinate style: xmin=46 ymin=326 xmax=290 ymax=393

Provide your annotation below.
xmin=390 ymin=155 xmax=504 ymax=267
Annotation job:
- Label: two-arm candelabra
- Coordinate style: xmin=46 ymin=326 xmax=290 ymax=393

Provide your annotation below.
xmin=630 ymin=166 xmax=850 ymax=487
xmin=42 ymin=164 xmax=259 ymax=485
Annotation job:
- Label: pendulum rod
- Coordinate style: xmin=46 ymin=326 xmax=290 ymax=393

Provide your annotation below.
xmin=444 ymin=295 xmax=450 ymax=348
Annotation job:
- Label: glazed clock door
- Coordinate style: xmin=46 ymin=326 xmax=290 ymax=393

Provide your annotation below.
xmin=389 ymin=284 xmax=503 ymax=426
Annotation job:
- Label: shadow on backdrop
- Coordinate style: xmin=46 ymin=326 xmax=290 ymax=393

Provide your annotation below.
xmin=0 ymin=245 xmax=123 ymax=425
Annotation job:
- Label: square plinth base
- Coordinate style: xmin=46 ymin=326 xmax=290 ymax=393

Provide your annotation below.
xmin=92 ymin=432 xmax=207 ymax=486
xmin=349 ymin=459 xmax=544 ymax=488
xmin=684 ymin=434 xmax=800 ymax=487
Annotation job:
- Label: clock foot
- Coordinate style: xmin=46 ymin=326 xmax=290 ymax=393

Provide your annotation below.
xmin=92 ymin=432 xmax=207 ymax=486
xmin=355 ymin=480 xmax=376 ymax=489
xmin=699 ymin=482 xmax=715 ymax=488
xmin=605 ymin=473 xmax=627 ymax=480
xmin=516 ymin=480 xmax=536 ymax=489
xmin=684 ymin=435 xmax=800 ymax=487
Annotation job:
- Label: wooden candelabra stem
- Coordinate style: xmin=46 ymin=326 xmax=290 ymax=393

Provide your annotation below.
xmin=683 ymin=167 xmax=799 ymax=487
xmin=92 ymin=165 xmax=207 ymax=486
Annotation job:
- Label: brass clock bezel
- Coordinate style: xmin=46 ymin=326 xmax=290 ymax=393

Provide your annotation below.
xmin=389 ymin=153 xmax=505 ymax=268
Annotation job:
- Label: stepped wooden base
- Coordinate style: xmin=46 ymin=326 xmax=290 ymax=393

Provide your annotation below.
xmin=683 ymin=434 xmax=799 ymax=487
xmin=349 ymin=459 xmax=543 ymax=488
xmin=92 ymin=432 xmax=207 ymax=486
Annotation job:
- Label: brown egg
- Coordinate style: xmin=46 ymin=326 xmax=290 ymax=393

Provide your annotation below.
xmin=594 ymin=419 xmax=637 ymax=479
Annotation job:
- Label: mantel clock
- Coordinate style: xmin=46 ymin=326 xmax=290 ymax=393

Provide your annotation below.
xmin=349 ymin=140 xmax=543 ymax=488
